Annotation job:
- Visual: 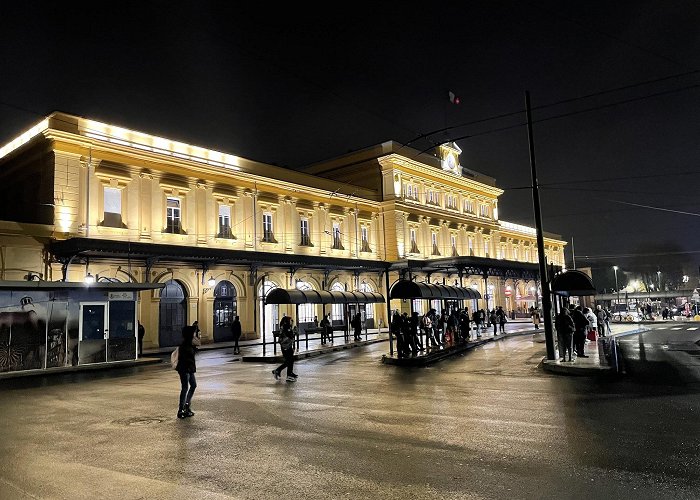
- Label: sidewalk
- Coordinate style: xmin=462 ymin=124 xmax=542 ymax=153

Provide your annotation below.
xmin=541 ymin=324 xmax=648 ymax=376
xmin=382 ymin=323 xmax=539 ymax=367
xmin=144 ymin=329 xmax=391 ymax=363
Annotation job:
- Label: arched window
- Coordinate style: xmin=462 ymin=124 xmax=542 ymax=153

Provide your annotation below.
xmin=296 ymin=281 xmax=315 ymax=323
xmin=330 ymin=282 xmax=345 ymax=322
xmin=358 ymin=282 xmax=374 ymax=320
xmin=213 ymin=280 xmax=237 ymax=342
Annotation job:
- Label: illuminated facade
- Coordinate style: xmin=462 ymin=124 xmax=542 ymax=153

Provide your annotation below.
xmin=0 ymin=112 xmax=565 ymax=350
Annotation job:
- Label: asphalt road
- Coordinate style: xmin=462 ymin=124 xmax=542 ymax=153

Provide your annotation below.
xmin=1 ymin=334 xmax=699 ymax=500
xmin=617 ymin=321 xmax=700 ymax=384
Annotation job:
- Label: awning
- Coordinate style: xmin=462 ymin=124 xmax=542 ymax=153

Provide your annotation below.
xmin=0 ymin=280 xmax=164 ymax=291
xmin=550 ymin=270 xmax=596 ymax=297
xmin=265 ymin=288 xmax=385 ymax=305
xmin=389 ymin=281 xmax=482 ymax=300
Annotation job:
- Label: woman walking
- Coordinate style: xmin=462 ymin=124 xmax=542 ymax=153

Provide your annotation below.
xmin=273 ymin=316 xmax=298 ymax=382
xmin=176 ymin=325 xmax=198 ymax=419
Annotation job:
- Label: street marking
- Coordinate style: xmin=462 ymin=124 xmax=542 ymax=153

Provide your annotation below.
xmin=687 ymin=327 xmax=698 ymax=331
xmin=671 ymin=327 xmax=682 ymax=330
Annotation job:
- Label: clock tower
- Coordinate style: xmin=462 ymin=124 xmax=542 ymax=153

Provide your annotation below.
xmin=439 ymin=142 xmax=462 ymax=176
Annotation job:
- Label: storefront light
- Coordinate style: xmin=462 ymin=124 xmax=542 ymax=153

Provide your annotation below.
xmin=84 ymin=273 xmax=95 ymax=284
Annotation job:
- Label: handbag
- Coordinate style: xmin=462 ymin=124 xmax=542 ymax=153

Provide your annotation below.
xmin=586 ymin=328 xmax=597 ymax=342
xmin=170 ymin=346 xmax=179 ymax=370
xmin=192 ymin=333 xmax=201 ymax=347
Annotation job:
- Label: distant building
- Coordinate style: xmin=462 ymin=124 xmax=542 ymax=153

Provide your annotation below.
xmin=0 ymin=112 xmax=565 ymax=351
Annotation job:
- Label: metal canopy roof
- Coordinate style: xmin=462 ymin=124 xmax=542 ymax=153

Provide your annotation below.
xmin=390 ymin=280 xmax=482 ymax=300
xmin=550 ymin=270 xmax=596 ymax=297
xmin=0 ymin=280 xmax=164 ymax=291
xmin=49 ymin=238 xmax=388 ymax=272
xmin=265 ymin=288 xmax=385 ymax=305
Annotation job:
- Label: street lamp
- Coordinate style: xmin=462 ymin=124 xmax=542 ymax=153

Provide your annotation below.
xmin=657 ymin=270 xmax=661 ymax=291
xmin=613 ymin=266 xmax=620 ymax=320
xmin=84 ymin=272 xmax=95 ymax=284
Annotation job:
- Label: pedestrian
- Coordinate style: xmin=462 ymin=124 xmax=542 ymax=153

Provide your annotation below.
xmin=391 ymin=310 xmax=405 ymax=357
xmin=191 ymin=320 xmax=202 ymax=346
xmin=472 ymin=309 xmax=481 ymax=338
xmin=320 ymin=313 xmax=331 ymax=345
xmin=531 ymin=308 xmax=541 ymax=330
xmin=423 ymin=309 xmax=439 ymax=347
xmin=231 ymin=315 xmax=242 ymax=354
xmin=351 ymin=312 xmax=363 ymax=341
xmin=479 ymin=309 xmax=486 ymax=335
xmin=137 ymin=321 xmax=145 ymax=356
xmin=176 ymin=325 xmax=198 ymax=419
xmin=490 ymin=309 xmax=498 ymax=335
xmin=595 ymin=305 xmax=607 ymax=338
xmin=584 ymin=307 xmax=597 ymax=342
xmin=571 ymin=305 xmax=589 ymax=358
xmin=497 ymin=306 xmax=507 ymax=334
xmin=555 ymin=307 xmax=575 ymax=362
xmin=662 ymin=307 xmax=668 ymax=320
xmin=459 ymin=308 xmax=471 ymax=341
xmin=273 ymin=316 xmax=298 ymax=382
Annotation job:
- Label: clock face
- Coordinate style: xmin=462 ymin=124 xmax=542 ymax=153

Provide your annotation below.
xmin=444 ymin=153 xmax=457 ymax=172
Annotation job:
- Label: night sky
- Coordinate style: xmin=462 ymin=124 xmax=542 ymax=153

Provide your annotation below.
xmin=2 ymin=1 xmax=699 ymax=268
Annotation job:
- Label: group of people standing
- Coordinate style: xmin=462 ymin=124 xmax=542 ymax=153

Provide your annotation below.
xmin=555 ymin=304 xmax=611 ymax=362
xmin=389 ymin=305 xmax=512 ymax=358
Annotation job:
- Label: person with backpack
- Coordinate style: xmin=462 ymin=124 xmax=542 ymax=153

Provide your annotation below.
xmin=273 ymin=316 xmax=297 ymax=382
xmin=176 ymin=325 xmax=198 ymax=419
xmin=497 ymin=306 xmax=507 ymax=334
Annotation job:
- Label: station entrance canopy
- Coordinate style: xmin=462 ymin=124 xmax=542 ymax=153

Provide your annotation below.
xmin=265 ymin=288 xmax=385 ymax=304
xmin=389 ymin=280 xmax=482 ymax=300
xmin=550 ymin=270 xmax=596 ymax=297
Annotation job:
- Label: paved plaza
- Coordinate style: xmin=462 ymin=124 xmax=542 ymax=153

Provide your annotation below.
xmin=1 ymin=334 xmax=699 ymax=499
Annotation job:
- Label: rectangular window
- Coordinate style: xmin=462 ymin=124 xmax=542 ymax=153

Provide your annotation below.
xmin=300 ymin=218 xmax=311 ymax=246
xmin=431 ymin=232 xmax=440 ymax=255
xmin=103 ymin=187 xmax=122 ymax=227
xmin=166 ymin=197 xmax=181 ymax=233
xmin=218 ymin=204 xmax=232 ymax=238
xmin=465 ymin=199 xmax=474 ymax=213
xmin=332 ymin=223 xmax=343 ymax=249
xmin=360 ymin=226 xmax=370 ymax=252
xmin=262 ymin=212 xmax=275 ymax=242
xmin=480 ymin=204 xmax=489 ymax=217
xmin=451 ymin=235 xmax=458 ymax=257
xmin=483 ymin=240 xmax=489 ymax=258
xmin=409 ymin=228 xmax=419 ymax=254
xmin=468 ymin=237 xmax=474 ymax=256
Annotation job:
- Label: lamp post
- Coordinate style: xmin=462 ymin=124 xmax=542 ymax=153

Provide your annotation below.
xmin=613 ymin=266 xmax=620 ymax=320
xmin=657 ymin=270 xmax=661 ymax=291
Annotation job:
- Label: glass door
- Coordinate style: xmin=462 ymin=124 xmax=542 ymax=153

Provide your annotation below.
xmin=79 ymin=302 xmax=108 ymax=365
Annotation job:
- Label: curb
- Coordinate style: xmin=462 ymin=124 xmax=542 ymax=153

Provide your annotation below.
xmin=0 ymin=357 xmax=163 ymax=381
xmin=242 ymin=338 xmax=388 ymax=363
xmin=382 ymin=328 xmax=537 ymax=367
xmin=540 ymin=358 xmax=615 ymax=377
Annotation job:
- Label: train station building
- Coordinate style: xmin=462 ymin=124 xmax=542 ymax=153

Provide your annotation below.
xmin=0 ymin=112 xmax=565 ymax=371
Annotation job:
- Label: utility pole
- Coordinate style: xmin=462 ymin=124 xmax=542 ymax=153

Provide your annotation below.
xmin=525 ymin=91 xmax=555 ymax=360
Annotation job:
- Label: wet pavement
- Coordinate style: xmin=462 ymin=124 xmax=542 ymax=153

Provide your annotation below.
xmin=1 ymin=334 xmax=699 ymax=499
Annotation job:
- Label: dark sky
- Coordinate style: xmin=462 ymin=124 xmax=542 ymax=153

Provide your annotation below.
xmin=2 ymin=1 xmax=699 ymax=267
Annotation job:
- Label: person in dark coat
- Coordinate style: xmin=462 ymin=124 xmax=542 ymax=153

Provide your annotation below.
xmin=497 ymin=306 xmax=507 ymax=333
xmin=555 ymin=307 xmax=575 ymax=362
xmin=273 ymin=316 xmax=297 ymax=382
xmin=459 ymin=308 xmax=471 ymax=341
xmin=176 ymin=325 xmax=198 ymax=419
xmin=390 ymin=310 xmax=405 ymax=357
xmin=410 ymin=311 xmax=422 ymax=353
xmin=571 ymin=305 xmax=589 ymax=358
xmin=351 ymin=312 xmax=363 ymax=341
xmin=231 ymin=315 xmax=242 ymax=354
xmin=137 ymin=321 xmax=145 ymax=356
